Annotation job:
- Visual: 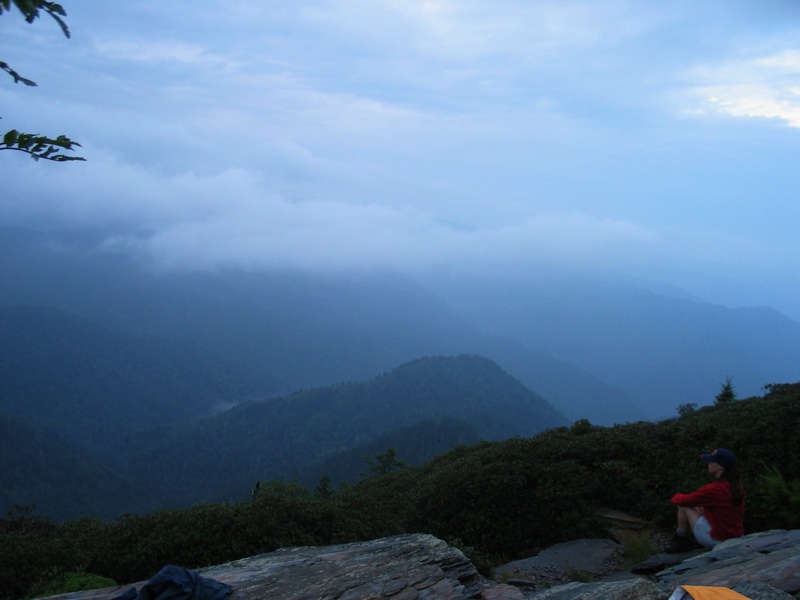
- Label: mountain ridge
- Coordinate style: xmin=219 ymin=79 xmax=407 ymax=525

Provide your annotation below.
xmin=427 ymin=270 xmax=800 ymax=418
xmin=1 ymin=352 xmax=568 ymax=520
xmin=109 ymin=354 xmax=569 ymax=512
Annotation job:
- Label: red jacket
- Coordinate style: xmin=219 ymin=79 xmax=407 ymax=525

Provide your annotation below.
xmin=671 ymin=480 xmax=745 ymax=541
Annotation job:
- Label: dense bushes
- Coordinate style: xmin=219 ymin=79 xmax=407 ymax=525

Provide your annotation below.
xmin=345 ymin=384 xmax=800 ymax=559
xmin=2 ymin=383 xmax=799 ymax=600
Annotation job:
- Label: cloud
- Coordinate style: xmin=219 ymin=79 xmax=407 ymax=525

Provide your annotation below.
xmin=92 ymin=37 xmax=238 ymax=69
xmin=691 ymin=50 xmax=800 ymax=127
xmin=3 ymin=0 xmax=800 ymax=320
xmin=707 ymin=86 xmax=800 ymax=127
xmin=0 ymin=143 xmax=659 ymax=274
xmin=302 ymin=0 xmax=657 ymax=61
xmin=109 ymin=206 xmax=660 ymax=274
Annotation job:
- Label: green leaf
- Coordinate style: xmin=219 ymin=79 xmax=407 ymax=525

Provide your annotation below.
xmin=0 ymin=129 xmax=85 ymax=161
xmin=1 ymin=0 xmax=71 ymax=37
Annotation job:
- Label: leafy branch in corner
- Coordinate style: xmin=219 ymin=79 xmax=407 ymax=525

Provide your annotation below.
xmin=0 ymin=1 xmax=70 ymax=38
xmin=1 ymin=129 xmax=83 ymax=161
xmin=0 ymin=0 xmax=85 ymax=162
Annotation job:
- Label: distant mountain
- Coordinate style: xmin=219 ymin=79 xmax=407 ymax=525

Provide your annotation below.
xmin=0 ymin=304 xmax=251 ymax=452
xmin=6 ymin=227 xmax=797 ymax=425
xmin=109 ymin=355 xmax=569 ymax=512
xmin=430 ymin=272 xmax=800 ymax=419
xmin=0 ymin=227 xmax=641 ymax=424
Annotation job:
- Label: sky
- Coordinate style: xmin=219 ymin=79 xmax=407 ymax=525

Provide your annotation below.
xmin=1 ymin=0 xmax=800 ymax=319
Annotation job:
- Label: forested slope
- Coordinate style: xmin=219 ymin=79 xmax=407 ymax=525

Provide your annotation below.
xmin=109 ymin=355 xmax=568 ymax=511
xmin=0 ymin=305 xmax=251 ymax=451
xmin=0 ymin=412 xmax=133 ymax=520
xmin=2 ymin=354 xmax=567 ymax=520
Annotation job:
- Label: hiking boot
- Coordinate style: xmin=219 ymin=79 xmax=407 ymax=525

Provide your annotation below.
xmin=664 ymin=533 xmax=702 ymax=553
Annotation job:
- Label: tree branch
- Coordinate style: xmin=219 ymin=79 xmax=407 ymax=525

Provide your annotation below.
xmin=0 ymin=1 xmax=70 ymax=37
xmin=0 ymin=60 xmax=38 ymax=85
xmin=1 ymin=129 xmax=85 ymax=161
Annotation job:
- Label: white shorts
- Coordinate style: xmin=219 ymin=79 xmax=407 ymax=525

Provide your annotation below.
xmin=692 ymin=515 xmax=720 ymax=548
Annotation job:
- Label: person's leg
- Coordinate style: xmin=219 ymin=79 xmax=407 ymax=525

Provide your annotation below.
xmin=665 ymin=506 xmax=704 ymax=552
xmin=676 ymin=506 xmax=703 ymax=536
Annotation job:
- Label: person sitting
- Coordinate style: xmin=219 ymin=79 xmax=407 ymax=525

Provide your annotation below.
xmin=665 ymin=448 xmax=745 ymax=553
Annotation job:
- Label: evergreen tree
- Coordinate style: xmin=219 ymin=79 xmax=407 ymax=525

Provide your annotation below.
xmin=314 ymin=476 xmax=334 ymax=499
xmin=715 ymin=376 xmax=736 ymax=406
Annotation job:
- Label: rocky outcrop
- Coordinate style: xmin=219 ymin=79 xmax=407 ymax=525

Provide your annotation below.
xmin=653 ymin=529 xmax=800 ymax=596
xmin=203 ymin=533 xmax=483 ymax=599
xmin=43 ymin=533 xmax=483 ymax=600
xmin=40 ymin=530 xmax=800 ymax=600
xmin=500 ymin=529 xmax=800 ymax=599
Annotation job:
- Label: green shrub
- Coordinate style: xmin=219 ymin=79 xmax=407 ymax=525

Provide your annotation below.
xmin=615 ymin=528 xmax=660 ymax=568
xmin=755 ymin=465 xmax=800 ymax=529
xmin=26 ymin=571 xmax=116 ymax=599
xmin=0 ymin=507 xmax=66 ymax=600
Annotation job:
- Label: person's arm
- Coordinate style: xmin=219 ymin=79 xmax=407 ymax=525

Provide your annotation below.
xmin=671 ymin=482 xmax=728 ymax=507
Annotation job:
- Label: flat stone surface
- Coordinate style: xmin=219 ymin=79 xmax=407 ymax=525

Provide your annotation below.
xmin=518 ymin=530 xmax=800 ymax=599
xmin=480 ymin=584 xmax=526 ymax=600
xmin=42 ymin=534 xmax=484 ymax=600
xmin=730 ymin=582 xmax=795 ymax=600
xmin=629 ymin=549 xmax=706 ymax=574
xmin=526 ymin=577 xmax=661 ymax=600
xmin=495 ymin=539 xmax=622 ymax=582
xmin=655 ymin=530 xmax=800 ymax=596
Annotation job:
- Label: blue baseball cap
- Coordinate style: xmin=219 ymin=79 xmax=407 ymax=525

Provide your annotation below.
xmin=701 ymin=448 xmax=737 ymax=471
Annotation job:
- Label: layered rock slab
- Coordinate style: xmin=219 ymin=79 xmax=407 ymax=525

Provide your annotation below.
xmin=203 ymin=533 xmax=482 ymax=599
xmin=654 ymin=529 xmax=800 ymax=596
xmin=44 ymin=533 xmax=483 ymax=600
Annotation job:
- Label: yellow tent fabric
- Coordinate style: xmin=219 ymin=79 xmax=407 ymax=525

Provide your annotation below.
xmin=681 ymin=585 xmax=751 ymax=600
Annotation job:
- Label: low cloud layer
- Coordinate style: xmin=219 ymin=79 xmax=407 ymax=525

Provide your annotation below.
xmin=1 ymin=0 xmax=799 ymax=318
